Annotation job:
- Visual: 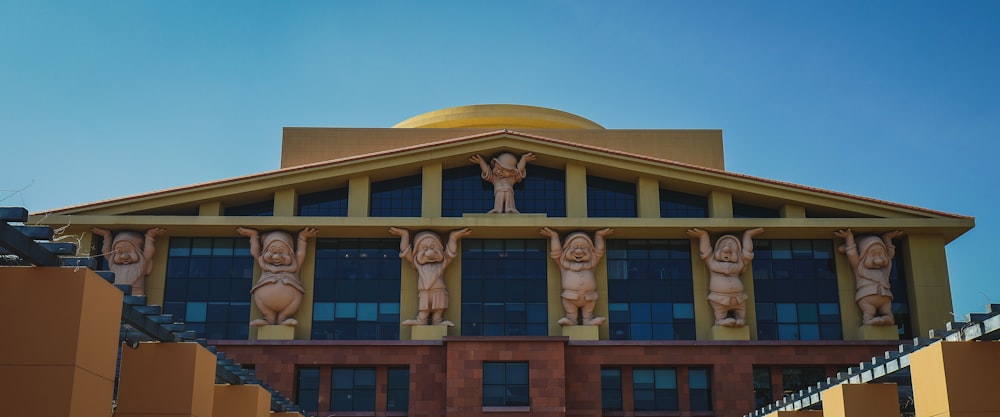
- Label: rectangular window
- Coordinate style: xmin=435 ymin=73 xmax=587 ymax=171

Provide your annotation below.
xmin=732 ymin=202 xmax=779 ymax=218
xmin=387 ymin=367 xmax=410 ymax=412
xmin=633 ymin=368 xmax=678 ymax=411
xmin=461 ymin=239 xmax=548 ymax=336
xmin=483 ymin=362 xmax=529 ymax=407
xmin=442 ymin=164 xmax=566 ymax=217
xmin=781 ymin=367 xmax=826 ymax=397
xmin=163 ymin=237 xmax=253 ymax=340
xmin=224 ymin=199 xmax=274 ymax=216
xmin=331 ymin=368 xmax=376 ymax=411
xmin=753 ymin=367 xmax=773 ymax=409
xmin=753 ymin=239 xmax=842 ymax=340
xmin=296 ymin=367 xmax=320 ymax=414
xmin=688 ymin=368 xmax=712 ymax=411
xmin=607 ymin=239 xmax=695 ymax=340
xmin=660 ymin=189 xmax=708 ymax=218
xmin=601 ymin=367 xmax=623 ymax=411
xmin=587 ymin=176 xmax=637 ymax=217
xmin=370 ymin=174 xmax=422 ymax=217
xmin=298 ymin=187 xmax=349 ymax=216
xmin=312 ymin=238 xmax=401 ymax=340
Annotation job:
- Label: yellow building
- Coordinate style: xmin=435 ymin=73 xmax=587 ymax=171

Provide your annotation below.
xmin=31 ymin=104 xmax=974 ymax=416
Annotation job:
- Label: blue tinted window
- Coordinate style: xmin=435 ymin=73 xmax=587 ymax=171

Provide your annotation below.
xmin=442 ymin=164 xmax=565 ymax=217
xmin=607 ymin=240 xmax=695 ymax=340
xmin=633 ymin=367 xmax=677 ymax=411
xmin=889 ymin=245 xmax=912 ymax=339
xmin=298 ymin=187 xmax=348 ymax=217
xmin=689 ymin=368 xmax=712 ymax=411
xmin=601 ymin=368 xmax=623 ymax=411
xmin=732 ymin=202 xmax=779 ymax=218
xmin=330 ymin=368 xmax=376 ymax=411
xmin=587 ymin=176 xmax=636 ymax=218
xmin=753 ymin=239 xmax=841 ymax=340
xmin=461 ymin=239 xmax=548 ymax=336
xmin=660 ymin=189 xmax=708 ymax=218
xmin=312 ymin=238 xmax=401 ymax=340
xmin=163 ymin=237 xmax=253 ymax=340
xmin=387 ymin=367 xmax=409 ymax=412
xmin=483 ymin=362 xmax=529 ymax=407
xmin=296 ymin=367 xmax=320 ymax=413
xmin=370 ymin=175 xmax=421 ymax=217
xmin=224 ymin=200 xmax=273 ymax=216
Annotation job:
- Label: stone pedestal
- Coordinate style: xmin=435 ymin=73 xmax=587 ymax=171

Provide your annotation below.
xmin=821 ymin=383 xmax=899 ymax=417
xmin=213 ymin=384 xmax=271 ymax=417
xmin=710 ymin=325 xmax=751 ymax=340
xmin=117 ymin=342 xmax=217 ymax=417
xmin=411 ymin=325 xmax=449 ymax=340
xmin=857 ymin=324 xmax=899 ymax=341
xmin=0 ymin=268 xmax=123 ymax=417
xmin=911 ymin=341 xmax=1000 ymax=417
xmin=255 ymin=325 xmax=296 ymax=340
xmin=562 ymin=325 xmax=600 ymax=340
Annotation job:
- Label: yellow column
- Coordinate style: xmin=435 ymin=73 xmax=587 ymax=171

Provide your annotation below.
xmin=0 ymin=268 xmax=123 ymax=417
xmin=822 ymin=383 xmax=900 ymax=417
xmin=779 ymin=204 xmax=806 ymax=218
xmin=707 ymin=190 xmax=733 ymax=218
xmin=116 ymin=342 xmax=217 ymax=417
xmin=565 ymin=163 xmax=587 ymax=218
xmin=273 ymin=188 xmax=297 ymax=217
xmin=910 ymin=341 xmax=1000 ymax=417
xmin=903 ymin=234 xmax=953 ymax=336
xmin=636 ymin=176 xmax=660 ymax=218
xmin=834 ymin=246 xmax=862 ymax=340
xmin=422 ymin=163 xmax=443 ymax=218
xmin=213 ymin=384 xmax=271 ymax=417
xmin=691 ymin=239 xmax=713 ymax=340
xmin=348 ymin=176 xmax=371 ymax=217
xmin=199 ymin=201 xmax=224 ymax=216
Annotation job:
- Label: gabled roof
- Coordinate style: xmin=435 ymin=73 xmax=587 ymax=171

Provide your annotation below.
xmin=37 ymin=129 xmax=969 ymax=222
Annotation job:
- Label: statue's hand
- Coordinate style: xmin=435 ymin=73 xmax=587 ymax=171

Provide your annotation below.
xmin=686 ymin=228 xmax=707 ymax=239
xmin=236 ymin=227 xmax=258 ymax=237
xmin=883 ymin=230 xmax=905 ymax=240
xmin=539 ymin=227 xmax=558 ymax=237
xmin=145 ymin=227 xmax=166 ymax=237
xmin=299 ymin=227 xmax=319 ymax=239
xmin=595 ymin=228 xmax=614 ymax=238
xmin=746 ymin=227 xmax=765 ymax=237
xmin=91 ymin=227 xmax=111 ymax=237
xmin=388 ymin=227 xmax=408 ymax=238
xmin=520 ymin=152 xmax=537 ymax=162
xmin=469 ymin=154 xmax=484 ymax=164
xmin=450 ymin=228 xmax=473 ymax=239
xmin=833 ymin=228 xmax=853 ymax=239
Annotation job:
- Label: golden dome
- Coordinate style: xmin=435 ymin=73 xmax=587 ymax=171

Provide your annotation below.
xmin=393 ymin=104 xmax=603 ymax=129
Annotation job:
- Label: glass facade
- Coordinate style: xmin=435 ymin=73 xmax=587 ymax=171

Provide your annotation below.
xmin=753 ymin=239 xmax=842 ymax=340
xmin=660 ymin=189 xmax=708 ymax=218
xmin=461 ymin=239 xmax=548 ymax=336
xmin=483 ymin=362 xmax=529 ymax=407
xmin=387 ymin=367 xmax=410 ymax=412
xmin=633 ymin=368 xmax=678 ymax=411
xmin=733 ymin=202 xmax=779 ymax=218
xmin=331 ymin=368 xmax=376 ymax=411
xmin=224 ymin=200 xmax=274 ymax=216
xmin=607 ymin=239 xmax=696 ymax=340
xmin=441 ymin=164 xmax=566 ymax=217
xmin=370 ymin=174 xmax=421 ymax=217
xmin=587 ymin=176 xmax=637 ymax=217
xmin=296 ymin=367 xmax=320 ymax=413
xmin=312 ymin=238 xmax=401 ymax=340
xmin=163 ymin=237 xmax=254 ymax=340
xmin=298 ymin=187 xmax=349 ymax=217
xmin=781 ymin=367 xmax=826 ymax=396
xmin=600 ymin=367 xmax=623 ymax=411
xmin=753 ymin=367 xmax=773 ymax=409
xmin=688 ymin=368 xmax=712 ymax=411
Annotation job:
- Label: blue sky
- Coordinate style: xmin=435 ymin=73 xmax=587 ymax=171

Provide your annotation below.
xmin=2 ymin=1 xmax=998 ymax=321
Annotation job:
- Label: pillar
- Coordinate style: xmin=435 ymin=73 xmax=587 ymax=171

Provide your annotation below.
xmin=116 ymin=342 xmax=217 ymax=417
xmin=0 ymin=267 xmax=123 ymax=417
xmin=821 ymin=383 xmax=899 ymax=417
xmin=910 ymin=341 xmax=1000 ymax=417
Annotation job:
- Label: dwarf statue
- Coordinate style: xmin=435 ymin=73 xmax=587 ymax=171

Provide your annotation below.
xmin=469 ymin=151 xmax=536 ymax=213
xmin=688 ymin=227 xmax=764 ymax=327
xmin=237 ymin=227 xmax=318 ymax=326
xmin=390 ymin=227 xmax=472 ymax=326
xmin=91 ymin=227 xmax=166 ymax=296
xmin=540 ymin=227 xmax=613 ymax=326
xmin=834 ymin=228 xmax=904 ymax=326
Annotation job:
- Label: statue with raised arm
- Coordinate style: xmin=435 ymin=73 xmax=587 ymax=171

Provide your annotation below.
xmin=91 ymin=227 xmax=165 ymax=296
xmin=540 ymin=227 xmax=613 ymax=326
xmin=469 ymin=151 xmax=536 ymax=214
xmin=390 ymin=227 xmax=472 ymax=326
xmin=688 ymin=227 xmax=764 ymax=327
xmin=238 ymin=227 xmax=318 ymax=326
xmin=834 ymin=228 xmax=904 ymax=326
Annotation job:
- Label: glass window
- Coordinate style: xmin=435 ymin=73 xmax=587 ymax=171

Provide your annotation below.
xmin=224 ymin=200 xmax=274 ymax=216
xmin=660 ymin=189 xmax=708 ymax=218
xmin=296 ymin=367 xmax=320 ymax=414
xmin=601 ymin=368 xmax=623 ymax=411
xmin=483 ymin=362 xmax=529 ymax=407
xmin=298 ymin=187 xmax=348 ymax=217
xmin=753 ymin=367 xmax=773 ymax=409
xmin=753 ymin=239 xmax=842 ymax=340
xmin=461 ymin=239 xmax=548 ymax=336
xmin=782 ymin=367 xmax=826 ymax=396
xmin=607 ymin=240 xmax=695 ymax=340
xmin=732 ymin=202 xmax=779 ymax=218
xmin=163 ymin=237 xmax=253 ymax=340
xmin=370 ymin=174 xmax=421 ymax=217
xmin=331 ymin=368 xmax=376 ymax=411
xmin=587 ymin=176 xmax=636 ymax=218
xmin=312 ymin=238 xmax=401 ymax=340
xmin=890 ymin=246 xmax=912 ymax=339
xmin=633 ymin=367 xmax=678 ymax=411
xmin=387 ymin=367 xmax=409 ymax=412
xmin=688 ymin=368 xmax=712 ymax=411
xmin=441 ymin=164 xmax=566 ymax=217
